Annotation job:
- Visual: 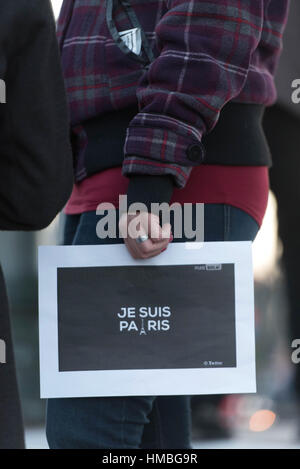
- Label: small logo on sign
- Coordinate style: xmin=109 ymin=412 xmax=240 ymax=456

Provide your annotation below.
xmin=203 ymin=360 xmax=223 ymax=366
xmin=206 ymin=264 xmax=222 ymax=271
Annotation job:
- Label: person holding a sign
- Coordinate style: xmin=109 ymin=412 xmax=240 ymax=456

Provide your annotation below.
xmin=46 ymin=0 xmax=289 ymax=449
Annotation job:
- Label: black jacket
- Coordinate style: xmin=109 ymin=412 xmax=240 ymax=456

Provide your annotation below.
xmin=0 ymin=0 xmax=73 ymax=230
xmin=0 ymin=0 xmax=74 ymax=449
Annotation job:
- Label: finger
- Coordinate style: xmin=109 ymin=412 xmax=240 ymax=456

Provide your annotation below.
xmin=144 ymin=248 xmax=168 ymax=258
xmin=124 ymin=238 xmax=142 ymax=259
xmin=119 ymin=212 xmax=130 ymax=239
xmin=135 ymin=238 xmax=156 ymax=256
xmin=147 ymin=214 xmax=162 ymax=242
xmin=161 ymin=222 xmax=172 ymax=240
xmin=136 ymin=237 xmax=169 ymax=257
xmin=124 ymin=213 xmax=171 ymax=259
xmin=127 ymin=212 xmax=149 ymax=240
xmin=126 ymin=236 xmax=170 ymax=259
xmin=149 ymin=217 xmax=172 ymax=243
xmin=125 ymin=231 xmax=154 ymax=256
xmin=138 ymin=245 xmax=168 ymax=259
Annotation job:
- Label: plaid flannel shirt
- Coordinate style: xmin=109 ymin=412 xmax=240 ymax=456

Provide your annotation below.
xmin=57 ymin=0 xmax=289 ymax=188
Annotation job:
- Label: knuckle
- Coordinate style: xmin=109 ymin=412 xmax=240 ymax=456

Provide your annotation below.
xmin=140 ymin=244 xmax=151 ymax=254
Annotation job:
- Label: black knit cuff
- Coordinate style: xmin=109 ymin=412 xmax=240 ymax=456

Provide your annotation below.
xmin=126 ymin=175 xmax=174 ymax=212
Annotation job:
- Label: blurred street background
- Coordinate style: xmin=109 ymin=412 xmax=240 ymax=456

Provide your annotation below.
xmin=1 ymin=0 xmax=299 ymax=449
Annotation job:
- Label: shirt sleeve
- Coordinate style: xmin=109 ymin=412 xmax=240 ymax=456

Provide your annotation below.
xmin=122 ymin=0 xmax=265 ymax=188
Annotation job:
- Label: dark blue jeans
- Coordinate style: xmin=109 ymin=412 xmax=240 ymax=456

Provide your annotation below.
xmin=46 ymin=204 xmax=259 ymax=449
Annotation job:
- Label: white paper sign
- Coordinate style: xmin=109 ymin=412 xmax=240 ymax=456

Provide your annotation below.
xmin=38 ymin=241 xmax=256 ymax=398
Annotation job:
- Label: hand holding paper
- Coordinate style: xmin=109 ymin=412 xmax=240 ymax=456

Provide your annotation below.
xmin=39 ymin=241 xmax=256 ymax=398
xmin=119 ymin=211 xmax=172 ymax=259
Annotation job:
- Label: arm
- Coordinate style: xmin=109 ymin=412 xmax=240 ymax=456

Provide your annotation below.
xmin=124 ymin=0 xmax=265 ymax=203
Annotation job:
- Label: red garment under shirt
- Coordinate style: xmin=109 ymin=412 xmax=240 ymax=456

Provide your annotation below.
xmin=65 ymin=165 xmax=269 ymax=227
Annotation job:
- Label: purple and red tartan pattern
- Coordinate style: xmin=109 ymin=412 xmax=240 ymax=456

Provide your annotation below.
xmin=57 ymin=0 xmax=289 ymax=187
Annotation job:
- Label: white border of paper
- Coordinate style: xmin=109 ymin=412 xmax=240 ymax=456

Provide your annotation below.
xmin=39 ymin=241 xmax=256 ymax=398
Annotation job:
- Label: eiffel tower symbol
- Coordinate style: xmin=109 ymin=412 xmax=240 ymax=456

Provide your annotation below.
xmin=140 ymin=318 xmax=147 ymax=335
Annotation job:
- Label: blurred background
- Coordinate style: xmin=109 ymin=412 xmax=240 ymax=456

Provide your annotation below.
xmin=1 ymin=0 xmax=299 ymax=449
